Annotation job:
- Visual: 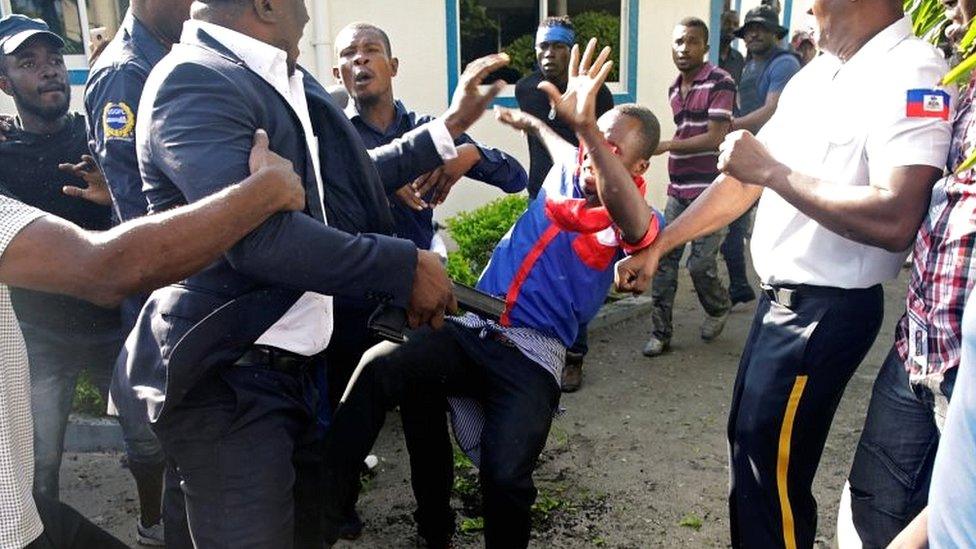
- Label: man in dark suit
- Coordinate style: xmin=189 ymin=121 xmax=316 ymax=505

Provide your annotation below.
xmin=123 ymin=0 xmax=508 ymax=546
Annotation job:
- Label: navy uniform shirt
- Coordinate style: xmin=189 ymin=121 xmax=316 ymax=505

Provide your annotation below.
xmin=85 ymin=10 xmax=168 ymax=223
xmin=345 ymin=99 xmax=528 ymax=250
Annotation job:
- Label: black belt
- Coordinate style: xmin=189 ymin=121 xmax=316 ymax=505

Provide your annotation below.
xmin=761 ymin=283 xmax=881 ymax=308
xmin=233 ymin=345 xmax=312 ymax=375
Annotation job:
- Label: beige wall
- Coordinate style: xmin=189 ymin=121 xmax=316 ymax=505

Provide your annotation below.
xmin=1 ymin=0 xmax=719 ymax=216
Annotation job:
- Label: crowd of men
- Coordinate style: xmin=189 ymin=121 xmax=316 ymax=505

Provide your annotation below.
xmin=0 ymin=0 xmax=976 ymax=548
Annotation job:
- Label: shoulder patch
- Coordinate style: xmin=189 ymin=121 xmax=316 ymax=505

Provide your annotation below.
xmin=907 ymin=89 xmax=951 ymax=121
xmin=103 ymin=102 xmax=135 ymax=139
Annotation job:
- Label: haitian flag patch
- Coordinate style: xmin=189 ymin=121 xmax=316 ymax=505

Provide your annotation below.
xmin=906 ymin=89 xmax=951 ymax=121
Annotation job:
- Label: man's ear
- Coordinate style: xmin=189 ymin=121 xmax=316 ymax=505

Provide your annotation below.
xmin=633 ymin=158 xmax=650 ymax=177
xmin=253 ymin=0 xmax=276 ymax=23
xmin=704 ymin=44 xmax=710 ymax=57
xmin=0 ymin=73 xmax=12 ymax=98
xmin=390 ymin=57 xmax=399 ymax=77
xmin=332 ymin=66 xmax=341 ymax=81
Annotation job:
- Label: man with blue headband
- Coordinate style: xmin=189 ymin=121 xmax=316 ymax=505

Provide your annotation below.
xmin=515 ymin=16 xmax=615 ymax=393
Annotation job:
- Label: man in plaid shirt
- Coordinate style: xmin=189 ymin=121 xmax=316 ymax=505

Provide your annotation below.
xmin=840 ymin=70 xmax=976 ymax=548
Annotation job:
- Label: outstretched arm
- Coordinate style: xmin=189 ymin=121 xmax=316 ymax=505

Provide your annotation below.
xmin=537 ymin=38 xmax=650 ymax=243
xmin=0 ymin=131 xmax=304 ymax=307
xmin=494 ymin=106 xmax=577 ymax=166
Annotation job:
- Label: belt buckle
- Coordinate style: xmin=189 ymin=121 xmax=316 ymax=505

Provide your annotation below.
xmin=761 ymin=285 xmax=797 ymax=308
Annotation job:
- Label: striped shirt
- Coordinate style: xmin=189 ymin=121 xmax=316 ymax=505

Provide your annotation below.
xmin=446 ymin=313 xmax=564 ymax=466
xmin=666 ymin=63 xmax=736 ymax=200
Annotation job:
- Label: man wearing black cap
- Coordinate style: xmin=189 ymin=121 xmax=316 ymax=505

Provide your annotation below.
xmin=720 ymin=5 xmax=801 ymax=308
xmin=732 ymin=5 xmax=800 ymax=134
xmin=0 ymin=12 xmax=127 ymax=508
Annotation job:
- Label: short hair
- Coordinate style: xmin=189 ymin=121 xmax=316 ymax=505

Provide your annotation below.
xmin=335 ymin=22 xmax=393 ymax=57
xmin=616 ymin=104 xmax=661 ymax=160
xmin=678 ymin=16 xmax=710 ymax=45
xmin=539 ymin=15 xmax=574 ymax=32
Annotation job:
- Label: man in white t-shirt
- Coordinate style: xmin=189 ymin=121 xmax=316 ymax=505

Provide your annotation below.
xmin=0 ymin=132 xmax=301 ymax=549
xmin=616 ymin=1 xmax=953 ymax=547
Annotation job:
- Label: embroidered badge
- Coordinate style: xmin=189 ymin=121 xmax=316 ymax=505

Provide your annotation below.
xmin=906 ymin=89 xmax=951 ymax=121
xmin=103 ymin=102 xmax=135 ymax=139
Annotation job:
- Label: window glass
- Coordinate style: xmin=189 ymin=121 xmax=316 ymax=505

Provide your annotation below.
xmin=458 ymin=0 xmax=624 ymax=85
xmin=10 ymin=0 xmax=84 ymax=55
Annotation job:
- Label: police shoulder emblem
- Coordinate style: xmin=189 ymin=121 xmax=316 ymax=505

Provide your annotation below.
xmin=103 ymin=102 xmax=135 ymax=139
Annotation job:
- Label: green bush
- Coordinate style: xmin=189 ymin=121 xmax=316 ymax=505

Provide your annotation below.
xmin=445 ymin=194 xmax=529 ymax=281
xmin=505 ymin=33 xmax=537 ymax=78
xmin=73 ymin=370 xmax=106 ymax=417
xmin=574 ymin=11 xmax=621 ymax=82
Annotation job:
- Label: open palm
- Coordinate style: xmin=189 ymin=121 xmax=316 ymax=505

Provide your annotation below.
xmin=537 ymin=38 xmax=614 ymax=133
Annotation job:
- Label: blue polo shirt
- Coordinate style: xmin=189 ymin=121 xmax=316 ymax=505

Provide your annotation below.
xmin=85 ymin=10 xmax=168 ymax=223
xmin=345 ymin=100 xmax=528 ymax=249
xmin=738 ymin=48 xmax=801 ymax=118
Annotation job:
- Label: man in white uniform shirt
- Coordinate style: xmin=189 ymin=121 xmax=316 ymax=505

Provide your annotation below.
xmin=616 ymin=1 xmax=953 ymax=547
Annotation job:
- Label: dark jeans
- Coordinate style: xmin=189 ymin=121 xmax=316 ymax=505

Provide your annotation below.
xmin=728 ymin=285 xmax=884 ymax=548
xmin=152 ymin=359 xmax=325 ymax=549
xmin=651 ymin=196 xmax=731 ymax=341
xmin=568 ymin=322 xmax=588 ymax=357
xmin=848 ymin=347 xmax=956 ymax=548
xmin=21 ymin=324 xmax=120 ymax=499
xmin=721 ymin=207 xmax=756 ymax=301
xmin=322 ymin=324 xmax=561 ymax=548
xmin=27 ymin=493 xmax=127 ymax=549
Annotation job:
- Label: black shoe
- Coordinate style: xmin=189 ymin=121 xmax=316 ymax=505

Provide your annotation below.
xmin=730 ymin=288 xmax=756 ymax=306
xmin=561 ymin=352 xmax=584 ymax=392
xmin=339 ymin=509 xmax=364 ymax=541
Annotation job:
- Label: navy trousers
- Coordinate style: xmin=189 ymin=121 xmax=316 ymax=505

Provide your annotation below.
xmin=728 ymin=285 xmax=883 ymax=548
xmin=321 ymin=324 xmax=560 ymax=549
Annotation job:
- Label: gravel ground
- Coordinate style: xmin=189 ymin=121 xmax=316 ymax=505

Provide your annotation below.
xmin=60 ymin=266 xmax=909 ymax=548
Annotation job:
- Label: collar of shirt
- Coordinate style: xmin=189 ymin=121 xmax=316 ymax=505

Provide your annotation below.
xmin=824 ymin=15 xmax=912 ymax=76
xmin=183 ymin=20 xmax=293 ymax=95
xmin=126 ymin=10 xmax=168 ymax=68
xmin=670 ymin=62 xmax=717 ymax=91
xmin=344 ymin=98 xmax=412 ymax=137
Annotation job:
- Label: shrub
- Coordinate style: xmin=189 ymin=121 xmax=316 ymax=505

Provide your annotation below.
xmin=444 ymin=194 xmax=529 ymax=282
xmin=73 ymin=370 xmax=106 ymax=416
xmin=573 ymin=11 xmax=621 ymax=82
xmin=505 ymin=33 xmax=537 ymax=79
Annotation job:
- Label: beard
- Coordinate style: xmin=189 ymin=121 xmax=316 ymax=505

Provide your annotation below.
xmin=14 ymin=86 xmax=70 ymax=122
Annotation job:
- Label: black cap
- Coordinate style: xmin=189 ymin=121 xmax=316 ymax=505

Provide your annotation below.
xmin=733 ymin=6 xmax=788 ymax=40
xmin=0 ymin=14 xmax=65 ymax=55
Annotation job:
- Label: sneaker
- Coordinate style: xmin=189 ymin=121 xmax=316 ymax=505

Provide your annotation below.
xmin=701 ymin=312 xmax=729 ymax=341
xmin=136 ymin=519 xmax=164 ymax=547
xmin=561 ymin=352 xmax=584 ymax=392
xmin=642 ymin=336 xmax=670 ymax=357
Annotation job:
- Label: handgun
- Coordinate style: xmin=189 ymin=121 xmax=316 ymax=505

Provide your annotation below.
xmin=367 ymin=282 xmax=506 ymax=344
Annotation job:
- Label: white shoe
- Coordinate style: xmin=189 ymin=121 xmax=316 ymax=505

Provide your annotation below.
xmin=136 ymin=519 xmax=164 ymax=546
xmin=701 ymin=312 xmax=729 ymax=341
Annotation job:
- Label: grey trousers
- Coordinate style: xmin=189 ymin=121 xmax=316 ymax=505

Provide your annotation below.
xmin=650 ymin=196 xmax=731 ymax=341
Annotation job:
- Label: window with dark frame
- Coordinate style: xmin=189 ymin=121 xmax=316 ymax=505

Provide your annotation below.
xmin=458 ymin=0 xmax=624 ymax=85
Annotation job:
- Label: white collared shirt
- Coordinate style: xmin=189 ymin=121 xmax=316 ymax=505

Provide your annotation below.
xmin=181 ymin=20 xmax=334 ymax=356
xmin=751 ymin=16 xmax=954 ymax=289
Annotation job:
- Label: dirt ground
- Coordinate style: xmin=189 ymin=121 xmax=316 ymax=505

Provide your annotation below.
xmin=60 ymin=267 xmax=909 ymax=548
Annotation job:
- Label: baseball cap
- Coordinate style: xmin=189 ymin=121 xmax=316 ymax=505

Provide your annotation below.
xmin=0 ymin=14 xmax=65 ymax=55
xmin=733 ymin=6 xmax=788 ymax=39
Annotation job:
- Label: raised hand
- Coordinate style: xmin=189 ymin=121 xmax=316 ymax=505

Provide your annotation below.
xmin=494 ymin=106 xmax=543 ymax=134
xmin=442 ymin=53 xmax=511 ymax=138
xmin=60 ymin=155 xmax=112 ymax=206
xmin=717 ymin=130 xmax=787 ymax=188
xmin=537 ymin=38 xmax=613 ymax=133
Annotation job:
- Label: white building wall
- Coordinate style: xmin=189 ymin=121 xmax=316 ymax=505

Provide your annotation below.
xmin=1 ymin=0 xmax=720 ymax=215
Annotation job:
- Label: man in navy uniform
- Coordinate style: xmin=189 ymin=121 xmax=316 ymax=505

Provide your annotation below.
xmin=124 ymin=0 xmax=508 ymax=546
xmin=83 ymin=2 xmax=195 ymax=544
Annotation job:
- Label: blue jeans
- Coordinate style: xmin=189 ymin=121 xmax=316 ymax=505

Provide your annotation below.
xmin=22 ymin=324 xmax=119 ymax=499
xmin=721 ymin=206 xmax=756 ymax=300
xmin=848 ymin=348 xmax=955 ymax=548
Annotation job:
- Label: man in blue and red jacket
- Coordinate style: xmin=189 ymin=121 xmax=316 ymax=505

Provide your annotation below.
xmin=321 ymin=40 xmax=663 ymax=549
